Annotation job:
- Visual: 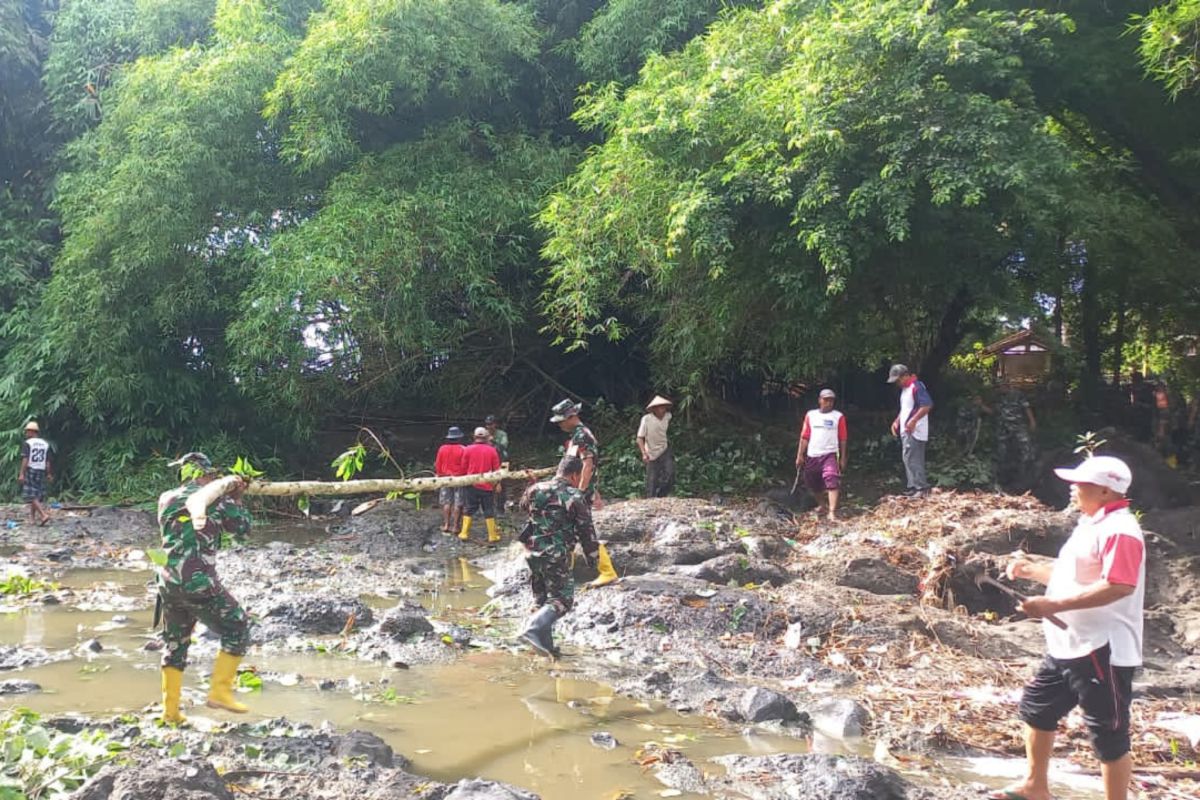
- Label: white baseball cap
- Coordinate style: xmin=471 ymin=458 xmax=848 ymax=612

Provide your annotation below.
xmin=473 ymin=426 xmax=490 ymax=439
xmin=818 ymin=389 xmax=836 ymax=399
xmin=1054 ymin=455 xmax=1132 ymax=494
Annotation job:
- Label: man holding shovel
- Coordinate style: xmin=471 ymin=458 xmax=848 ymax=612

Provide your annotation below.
xmin=991 ymin=455 xmax=1144 ymax=800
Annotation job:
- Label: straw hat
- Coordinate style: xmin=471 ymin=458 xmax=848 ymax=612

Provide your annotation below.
xmin=646 ymin=395 xmax=673 ymax=410
xmin=24 ymin=421 xmax=39 ymax=432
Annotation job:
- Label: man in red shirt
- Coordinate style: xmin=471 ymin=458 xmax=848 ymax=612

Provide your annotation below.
xmin=460 ymin=427 xmax=502 ymax=543
xmin=434 ymin=426 xmax=466 ymax=534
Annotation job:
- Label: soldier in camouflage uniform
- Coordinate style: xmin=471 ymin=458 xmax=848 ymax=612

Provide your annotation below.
xmin=990 ymin=386 xmax=1038 ymax=493
xmin=155 ymin=452 xmax=254 ymax=724
xmin=550 ymin=398 xmax=619 ymax=586
xmin=517 ymin=456 xmax=600 ymax=657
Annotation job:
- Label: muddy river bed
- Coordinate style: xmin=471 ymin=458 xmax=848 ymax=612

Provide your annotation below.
xmin=2 ymin=494 xmax=1199 ymax=799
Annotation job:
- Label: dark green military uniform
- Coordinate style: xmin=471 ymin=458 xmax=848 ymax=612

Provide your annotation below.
xmin=520 ymin=477 xmax=600 ymax=615
xmin=156 ymin=481 xmax=252 ymax=670
xmin=994 ymin=388 xmax=1037 ymax=492
xmin=562 ymin=424 xmax=600 ymax=503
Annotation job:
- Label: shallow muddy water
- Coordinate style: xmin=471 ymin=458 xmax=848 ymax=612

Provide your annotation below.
xmin=1 ymin=529 xmax=1108 ymax=800
xmin=1 ymin=598 xmax=813 ymax=799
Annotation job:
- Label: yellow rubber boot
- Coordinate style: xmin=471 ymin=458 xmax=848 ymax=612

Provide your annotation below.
xmin=588 ymin=544 xmax=619 ymax=587
xmin=160 ymin=667 xmax=187 ymax=725
xmin=486 ymin=517 xmax=501 ymax=544
xmin=458 ymin=515 xmax=473 ymax=541
xmin=206 ymin=651 xmax=249 ymax=713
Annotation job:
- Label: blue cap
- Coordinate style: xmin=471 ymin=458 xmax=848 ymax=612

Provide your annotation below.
xmin=446 ymin=426 xmax=464 ymax=440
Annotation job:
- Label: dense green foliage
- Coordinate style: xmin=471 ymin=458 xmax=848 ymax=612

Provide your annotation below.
xmin=1 ymin=0 xmax=1198 ymax=495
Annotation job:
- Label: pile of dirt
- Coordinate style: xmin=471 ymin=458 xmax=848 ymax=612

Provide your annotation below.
xmin=482 ymin=491 xmax=1200 ymax=799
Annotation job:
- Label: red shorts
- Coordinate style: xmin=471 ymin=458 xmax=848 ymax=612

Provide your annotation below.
xmin=803 ymin=452 xmax=841 ymax=492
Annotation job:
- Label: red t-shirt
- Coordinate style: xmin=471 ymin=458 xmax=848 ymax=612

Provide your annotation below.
xmin=434 ymin=444 xmax=465 ymax=477
xmin=462 ymin=443 xmax=501 ymax=490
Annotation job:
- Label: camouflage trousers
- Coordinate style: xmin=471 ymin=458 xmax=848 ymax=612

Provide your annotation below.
xmin=158 ymin=578 xmax=250 ymax=670
xmin=528 ymin=551 xmax=574 ymax=616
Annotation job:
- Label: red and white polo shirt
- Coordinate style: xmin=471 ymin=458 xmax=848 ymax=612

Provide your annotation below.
xmin=1044 ymin=500 xmax=1145 ymax=666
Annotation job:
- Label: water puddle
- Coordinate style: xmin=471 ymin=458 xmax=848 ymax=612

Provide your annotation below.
xmin=2 ymin=547 xmax=1108 ymax=800
xmin=2 ymin=602 xmax=810 ymax=800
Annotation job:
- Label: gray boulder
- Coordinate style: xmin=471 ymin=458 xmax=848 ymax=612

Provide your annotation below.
xmin=72 ymin=758 xmax=233 ymax=800
xmin=443 ymin=779 xmax=540 ymax=800
xmin=737 ymin=687 xmax=800 ymax=723
xmin=711 ymin=754 xmax=908 ymax=800
xmin=378 ymin=601 xmax=434 ymax=640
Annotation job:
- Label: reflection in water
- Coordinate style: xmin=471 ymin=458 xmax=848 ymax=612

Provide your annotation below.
xmin=0 ymin=579 xmax=815 ymax=800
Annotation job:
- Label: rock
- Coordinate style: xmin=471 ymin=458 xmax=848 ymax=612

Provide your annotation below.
xmin=447 ymin=626 xmax=472 ymax=646
xmin=332 ymin=730 xmax=396 ymax=768
xmin=72 ymin=758 xmax=234 ymax=799
xmin=651 ymin=750 xmax=708 ymax=795
xmin=711 ymin=754 xmax=908 ymax=800
xmin=834 ymin=558 xmax=918 ymax=596
xmin=672 ymin=553 xmax=790 ymax=587
xmin=0 ymin=679 xmax=40 ymax=695
xmin=142 ymin=640 xmax=163 ymax=652
xmin=589 ymin=732 xmax=619 ymax=750
xmin=378 ymin=601 xmax=434 ymax=640
xmin=81 ymin=638 xmax=103 ymax=653
xmin=257 ymin=595 xmax=374 ymax=635
xmin=41 ymin=593 xmax=61 ymax=605
xmin=783 ymin=622 xmax=805 ymax=650
xmin=45 ymin=547 xmax=74 ymax=562
xmin=737 ymin=687 xmax=800 ymax=723
xmin=442 ymin=779 xmax=540 ymax=800
xmin=808 ymin=697 xmax=870 ymax=739
xmin=111 ymin=615 xmax=131 ymax=624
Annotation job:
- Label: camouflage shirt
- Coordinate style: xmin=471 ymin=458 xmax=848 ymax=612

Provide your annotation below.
xmin=562 ymin=423 xmax=600 ymax=495
xmin=156 ymin=481 xmax=252 ymax=593
xmin=520 ymin=478 xmax=599 ymax=560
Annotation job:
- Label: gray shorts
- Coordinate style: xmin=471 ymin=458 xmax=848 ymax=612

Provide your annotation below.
xmin=438 ymin=486 xmax=465 ymax=507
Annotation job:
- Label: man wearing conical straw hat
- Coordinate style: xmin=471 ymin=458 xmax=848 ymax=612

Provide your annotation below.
xmin=638 ymin=395 xmax=675 ymax=498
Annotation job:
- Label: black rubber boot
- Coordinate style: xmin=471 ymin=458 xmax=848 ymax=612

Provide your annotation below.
xmin=519 ymin=605 xmax=559 ymax=658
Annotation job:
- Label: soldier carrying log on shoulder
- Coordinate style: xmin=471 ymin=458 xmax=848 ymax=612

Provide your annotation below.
xmin=155 ymin=452 xmax=254 ymax=725
xmin=516 ymin=456 xmax=599 ymax=658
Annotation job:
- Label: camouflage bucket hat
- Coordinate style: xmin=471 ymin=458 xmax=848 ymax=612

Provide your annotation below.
xmin=549 ymin=399 xmax=581 ymax=423
xmin=168 ymin=452 xmax=216 ymax=475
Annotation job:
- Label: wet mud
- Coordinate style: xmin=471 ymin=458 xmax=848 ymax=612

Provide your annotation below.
xmin=2 ymin=492 xmax=1198 ymax=799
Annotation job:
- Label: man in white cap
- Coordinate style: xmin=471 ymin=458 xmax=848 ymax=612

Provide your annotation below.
xmin=637 ymin=395 xmax=674 ymax=498
xmin=991 ymin=455 xmax=1143 ymax=800
xmin=459 ymin=427 xmax=503 ymax=543
xmin=18 ymin=421 xmax=53 ymax=526
xmin=797 ymin=389 xmax=847 ymax=521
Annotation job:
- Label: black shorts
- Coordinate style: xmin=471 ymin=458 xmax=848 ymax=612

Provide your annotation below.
xmin=464 ymin=487 xmax=495 ymax=518
xmin=1018 ymin=644 xmax=1135 ymax=762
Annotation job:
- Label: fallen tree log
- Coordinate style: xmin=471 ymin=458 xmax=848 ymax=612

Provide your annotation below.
xmin=245 ymin=467 xmax=556 ymax=497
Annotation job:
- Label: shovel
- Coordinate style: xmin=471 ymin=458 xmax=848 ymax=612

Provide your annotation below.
xmin=974 ymin=572 xmax=1068 ymax=630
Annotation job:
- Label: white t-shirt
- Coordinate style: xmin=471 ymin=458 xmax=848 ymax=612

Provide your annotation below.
xmin=637 ymin=412 xmax=672 ymax=461
xmin=1044 ymin=501 xmax=1145 ymax=666
xmin=801 ymin=409 xmax=847 ymax=457
xmin=898 ymin=379 xmax=932 ymax=442
xmin=22 ymin=437 xmax=50 ymax=472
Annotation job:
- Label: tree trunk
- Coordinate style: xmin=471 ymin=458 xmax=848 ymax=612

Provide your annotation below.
xmin=1079 ymin=255 xmax=1102 ymax=411
xmin=918 ymin=284 xmax=973 ymax=392
xmin=246 ymin=467 xmax=556 ymax=497
xmin=1111 ymin=278 xmax=1127 ymax=385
